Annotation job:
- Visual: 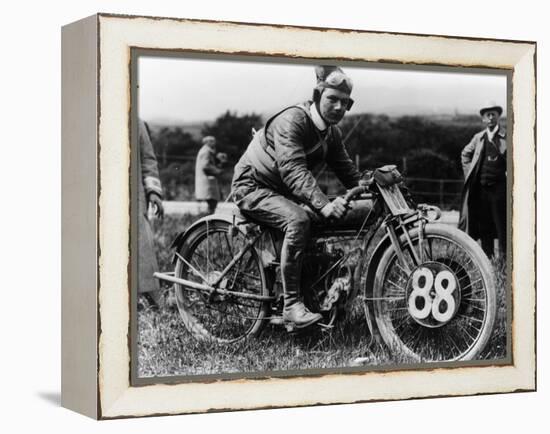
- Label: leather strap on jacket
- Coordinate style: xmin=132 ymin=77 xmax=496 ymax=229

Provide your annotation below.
xmin=258 ymin=103 xmax=331 ymax=160
xmin=244 ymin=134 xmax=281 ymax=188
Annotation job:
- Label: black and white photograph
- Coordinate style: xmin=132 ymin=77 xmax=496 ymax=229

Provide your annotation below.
xmin=132 ymin=54 xmax=510 ymax=380
xmin=4 ymin=0 xmax=538 ymax=427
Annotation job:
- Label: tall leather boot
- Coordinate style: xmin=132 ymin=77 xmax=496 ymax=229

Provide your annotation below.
xmin=281 ymin=246 xmax=322 ymax=330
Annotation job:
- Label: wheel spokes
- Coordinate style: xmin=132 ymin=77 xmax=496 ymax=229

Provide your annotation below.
xmin=376 ymin=234 xmax=491 ymax=361
xmin=176 ymin=227 xmax=265 ymax=341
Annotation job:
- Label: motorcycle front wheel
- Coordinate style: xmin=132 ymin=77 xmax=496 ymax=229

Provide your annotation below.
xmin=174 ymin=220 xmax=269 ymax=343
xmin=372 ymin=223 xmax=496 ymax=362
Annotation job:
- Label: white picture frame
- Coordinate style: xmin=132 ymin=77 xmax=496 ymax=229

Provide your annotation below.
xmin=61 ymin=13 xmax=536 ymax=419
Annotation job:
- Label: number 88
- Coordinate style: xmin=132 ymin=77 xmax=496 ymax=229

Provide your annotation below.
xmin=408 ymin=267 xmax=457 ymax=322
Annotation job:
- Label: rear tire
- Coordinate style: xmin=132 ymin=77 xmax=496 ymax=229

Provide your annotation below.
xmin=174 ymin=220 xmax=269 ymax=343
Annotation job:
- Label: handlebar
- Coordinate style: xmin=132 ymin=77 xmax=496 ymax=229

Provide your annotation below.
xmin=343 ymin=185 xmax=370 ymax=203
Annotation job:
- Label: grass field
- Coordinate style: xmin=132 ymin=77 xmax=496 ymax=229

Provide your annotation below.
xmin=137 ymin=214 xmax=508 ymax=378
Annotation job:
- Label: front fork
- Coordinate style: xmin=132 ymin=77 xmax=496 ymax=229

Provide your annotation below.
xmin=384 ymin=214 xmax=426 ymax=272
xmin=384 ymin=203 xmax=440 ymax=271
xmin=358 ymin=206 xmax=441 ymax=341
xmin=381 ymin=208 xmax=460 ymax=329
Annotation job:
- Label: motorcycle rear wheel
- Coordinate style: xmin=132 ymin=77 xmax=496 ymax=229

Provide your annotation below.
xmin=174 ymin=220 xmax=269 ymax=343
xmin=372 ymin=223 xmax=496 ymax=362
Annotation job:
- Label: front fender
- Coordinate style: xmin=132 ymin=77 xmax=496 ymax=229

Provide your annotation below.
xmin=353 ymin=232 xmax=393 ymax=338
xmin=362 ymin=234 xmax=393 ymax=300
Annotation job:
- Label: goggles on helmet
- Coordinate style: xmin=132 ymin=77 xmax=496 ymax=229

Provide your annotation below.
xmin=318 ymin=70 xmax=353 ymax=94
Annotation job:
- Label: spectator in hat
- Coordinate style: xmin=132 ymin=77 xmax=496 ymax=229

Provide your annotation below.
xmin=459 ymin=103 xmax=507 ymax=259
xmin=195 ymin=136 xmax=227 ymax=214
xmin=230 ymin=65 xmax=372 ymax=330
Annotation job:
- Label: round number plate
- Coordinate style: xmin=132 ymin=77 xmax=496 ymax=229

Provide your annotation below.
xmin=405 ymin=262 xmax=461 ymax=328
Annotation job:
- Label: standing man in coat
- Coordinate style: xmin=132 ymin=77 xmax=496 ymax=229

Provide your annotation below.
xmin=231 ymin=66 xmax=371 ymax=330
xmin=195 ymin=136 xmax=226 ymax=214
xmin=458 ymin=103 xmax=507 ymax=259
xmin=138 ymin=120 xmax=165 ymax=307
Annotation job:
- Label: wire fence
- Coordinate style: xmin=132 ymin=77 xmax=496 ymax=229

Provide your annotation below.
xmin=404 ymin=177 xmax=462 ymax=210
xmin=158 ymin=155 xmax=464 ymax=211
xmin=316 ymin=169 xmax=463 ymax=211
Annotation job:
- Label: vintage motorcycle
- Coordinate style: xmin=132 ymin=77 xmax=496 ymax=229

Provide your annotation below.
xmin=154 ymin=166 xmax=496 ymax=362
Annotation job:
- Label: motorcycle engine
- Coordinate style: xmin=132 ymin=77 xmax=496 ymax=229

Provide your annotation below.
xmin=302 ymin=239 xmax=353 ymax=321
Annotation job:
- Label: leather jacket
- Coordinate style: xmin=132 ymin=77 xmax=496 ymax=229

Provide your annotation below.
xmin=231 ymin=101 xmax=360 ymax=211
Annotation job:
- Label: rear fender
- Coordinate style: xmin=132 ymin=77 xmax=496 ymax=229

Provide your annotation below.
xmin=169 ymin=213 xmax=243 ymax=262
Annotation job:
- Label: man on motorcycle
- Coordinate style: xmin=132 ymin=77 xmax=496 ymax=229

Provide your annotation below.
xmin=231 ymin=65 xmax=366 ymax=330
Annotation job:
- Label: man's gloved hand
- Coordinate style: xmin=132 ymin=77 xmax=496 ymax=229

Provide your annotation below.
xmin=148 ymin=192 xmax=164 ymax=219
xmin=320 ymin=197 xmax=348 ymax=219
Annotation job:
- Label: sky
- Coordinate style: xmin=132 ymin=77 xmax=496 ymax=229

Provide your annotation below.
xmin=138 ymin=55 xmax=508 ymax=124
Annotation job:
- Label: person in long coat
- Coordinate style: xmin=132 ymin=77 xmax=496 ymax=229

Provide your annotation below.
xmin=195 ymin=136 xmax=225 ymax=214
xmin=458 ymin=104 xmax=507 ymax=259
xmin=137 ymin=120 xmax=164 ymax=306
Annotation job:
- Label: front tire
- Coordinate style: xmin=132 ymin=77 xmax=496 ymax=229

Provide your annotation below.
xmin=372 ymin=223 xmax=496 ymax=362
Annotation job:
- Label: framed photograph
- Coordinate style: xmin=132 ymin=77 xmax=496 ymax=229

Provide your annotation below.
xmin=61 ymin=13 xmax=536 ymax=419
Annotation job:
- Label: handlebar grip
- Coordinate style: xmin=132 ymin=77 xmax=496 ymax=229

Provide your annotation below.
xmin=343 ymin=185 xmax=369 ymax=203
